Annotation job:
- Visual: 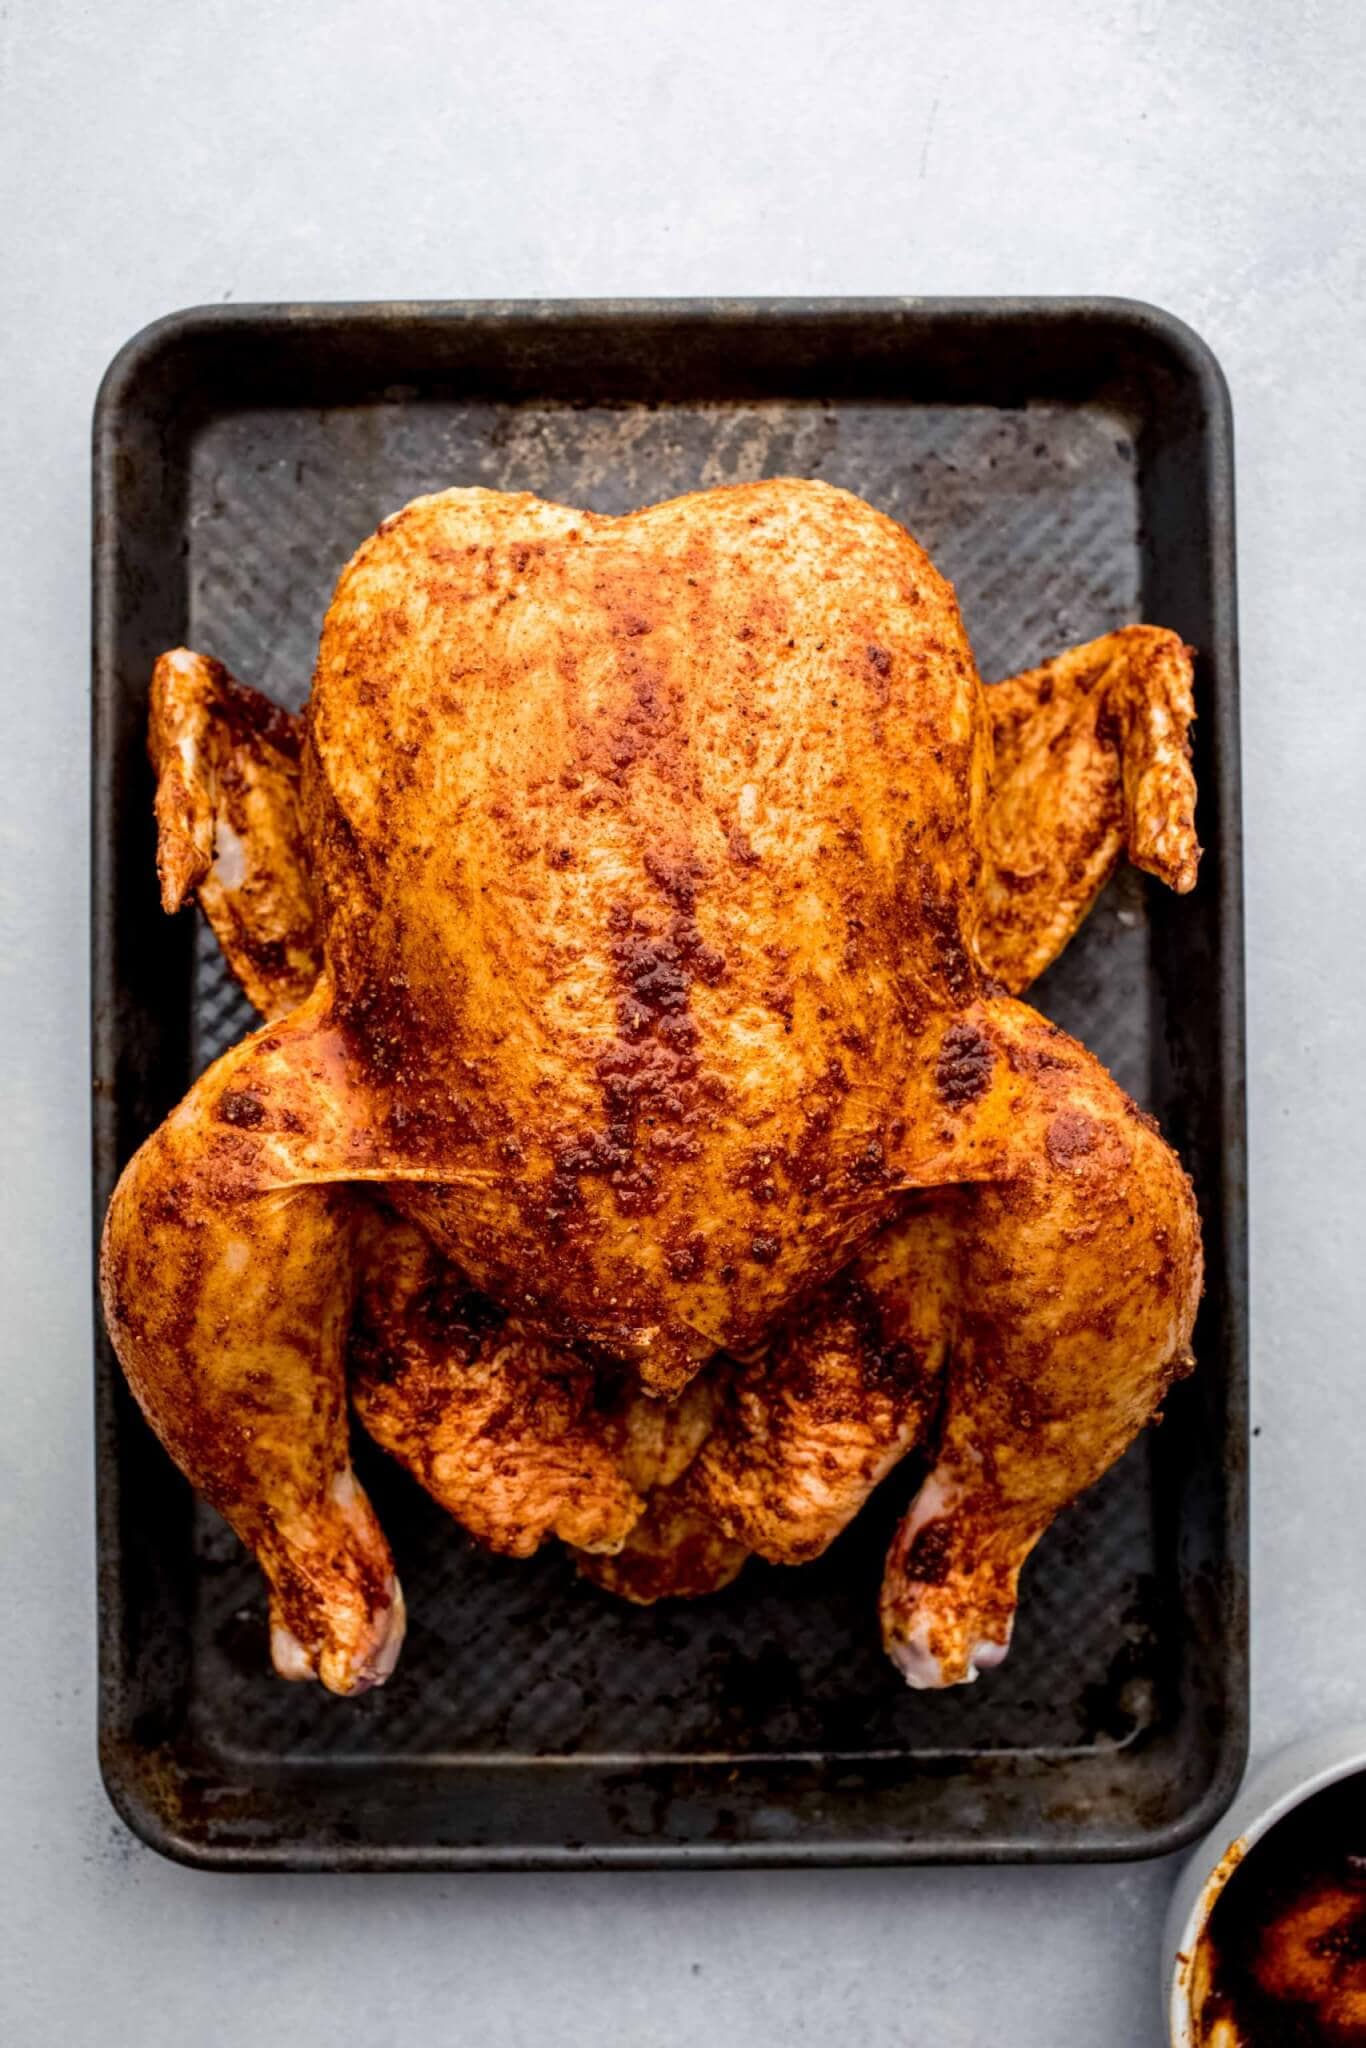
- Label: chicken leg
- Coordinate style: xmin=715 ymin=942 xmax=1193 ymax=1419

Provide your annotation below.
xmin=879 ymin=996 xmax=1202 ymax=1684
xmin=99 ymin=984 xmax=417 ymax=1692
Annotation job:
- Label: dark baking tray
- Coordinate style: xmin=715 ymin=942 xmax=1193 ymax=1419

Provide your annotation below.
xmin=92 ymin=298 xmax=1246 ymax=1869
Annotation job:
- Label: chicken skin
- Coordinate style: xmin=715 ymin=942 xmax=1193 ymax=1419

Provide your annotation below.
xmin=687 ymin=1202 xmax=954 ymax=1564
xmin=101 ymin=479 xmax=1202 ymax=1694
xmin=348 ymin=1209 xmax=721 ymax=1560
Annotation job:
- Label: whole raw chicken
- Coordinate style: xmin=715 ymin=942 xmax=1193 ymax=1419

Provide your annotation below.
xmin=101 ymin=479 xmax=1203 ymax=1698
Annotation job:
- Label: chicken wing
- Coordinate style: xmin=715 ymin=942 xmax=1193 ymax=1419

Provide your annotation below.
xmin=149 ymin=648 xmax=322 ymax=1018
xmin=977 ymin=626 xmax=1199 ymax=992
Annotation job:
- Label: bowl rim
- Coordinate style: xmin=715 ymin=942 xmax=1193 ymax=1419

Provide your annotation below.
xmin=1165 ymin=1722 xmax=1366 ymax=2043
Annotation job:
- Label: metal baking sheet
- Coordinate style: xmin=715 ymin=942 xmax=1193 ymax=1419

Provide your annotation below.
xmin=92 ymin=298 xmax=1247 ymax=1868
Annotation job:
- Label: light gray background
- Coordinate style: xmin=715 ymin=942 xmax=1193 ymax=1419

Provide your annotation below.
xmin=2 ymin=2 xmax=1363 ymax=2042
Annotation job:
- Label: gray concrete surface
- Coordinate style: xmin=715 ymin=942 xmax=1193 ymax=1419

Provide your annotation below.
xmin=2 ymin=2 xmax=1364 ymax=2041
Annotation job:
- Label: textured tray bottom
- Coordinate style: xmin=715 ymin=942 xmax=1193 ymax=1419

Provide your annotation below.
xmin=183 ymin=389 xmax=1164 ymax=1769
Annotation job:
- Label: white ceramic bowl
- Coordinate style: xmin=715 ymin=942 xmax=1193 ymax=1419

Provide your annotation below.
xmin=1164 ymin=1724 xmax=1366 ymax=2043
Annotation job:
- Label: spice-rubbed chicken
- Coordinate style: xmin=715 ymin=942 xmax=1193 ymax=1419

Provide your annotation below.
xmin=101 ymin=479 xmax=1202 ymax=1696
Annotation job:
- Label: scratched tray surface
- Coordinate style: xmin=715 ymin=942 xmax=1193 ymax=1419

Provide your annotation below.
xmin=186 ymin=395 xmax=1161 ymax=1766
